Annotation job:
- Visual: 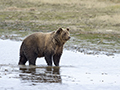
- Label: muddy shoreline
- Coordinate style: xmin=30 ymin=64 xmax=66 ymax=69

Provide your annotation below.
xmin=0 ymin=32 xmax=120 ymax=56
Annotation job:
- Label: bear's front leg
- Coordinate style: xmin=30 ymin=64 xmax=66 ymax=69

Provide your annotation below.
xmin=53 ymin=54 xmax=62 ymax=66
xmin=45 ymin=54 xmax=52 ymax=66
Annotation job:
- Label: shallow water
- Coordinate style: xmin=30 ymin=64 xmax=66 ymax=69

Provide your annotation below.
xmin=0 ymin=39 xmax=120 ymax=90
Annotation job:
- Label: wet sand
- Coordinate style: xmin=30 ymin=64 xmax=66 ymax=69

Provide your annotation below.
xmin=0 ymin=39 xmax=120 ymax=90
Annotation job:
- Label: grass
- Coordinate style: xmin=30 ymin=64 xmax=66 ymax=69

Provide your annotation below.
xmin=0 ymin=0 xmax=120 ymax=32
xmin=0 ymin=0 xmax=120 ymax=54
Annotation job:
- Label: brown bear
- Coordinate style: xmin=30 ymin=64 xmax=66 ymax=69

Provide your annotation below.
xmin=18 ymin=28 xmax=70 ymax=66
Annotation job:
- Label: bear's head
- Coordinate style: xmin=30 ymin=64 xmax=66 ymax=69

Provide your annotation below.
xmin=54 ymin=28 xmax=70 ymax=46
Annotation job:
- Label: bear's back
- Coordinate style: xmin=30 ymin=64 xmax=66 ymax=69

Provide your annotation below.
xmin=22 ymin=32 xmax=54 ymax=49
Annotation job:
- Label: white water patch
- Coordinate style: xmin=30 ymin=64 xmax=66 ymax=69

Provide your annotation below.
xmin=0 ymin=39 xmax=120 ymax=90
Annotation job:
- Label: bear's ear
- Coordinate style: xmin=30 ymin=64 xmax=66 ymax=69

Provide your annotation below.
xmin=67 ymin=28 xmax=69 ymax=31
xmin=56 ymin=28 xmax=63 ymax=34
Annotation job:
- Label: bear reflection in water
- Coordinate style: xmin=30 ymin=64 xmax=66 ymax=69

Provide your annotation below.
xmin=19 ymin=66 xmax=61 ymax=83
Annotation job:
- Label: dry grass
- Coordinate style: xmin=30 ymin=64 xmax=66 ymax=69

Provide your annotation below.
xmin=28 ymin=0 xmax=113 ymax=7
xmin=97 ymin=14 xmax=120 ymax=24
xmin=0 ymin=0 xmax=120 ymax=33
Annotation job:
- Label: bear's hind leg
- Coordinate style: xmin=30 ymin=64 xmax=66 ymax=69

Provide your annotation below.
xmin=28 ymin=53 xmax=37 ymax=65
xmin=18 ymin=54 xmax=27 ymax=65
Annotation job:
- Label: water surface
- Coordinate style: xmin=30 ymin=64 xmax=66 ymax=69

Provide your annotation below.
xmin=0 ymin=39 xmax=120 ymax=90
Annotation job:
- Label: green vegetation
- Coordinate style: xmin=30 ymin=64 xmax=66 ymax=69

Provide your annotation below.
xmin=0 ymin=0 xmax=120 ymax=54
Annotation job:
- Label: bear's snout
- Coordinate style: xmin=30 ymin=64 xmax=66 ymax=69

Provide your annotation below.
xmin=65 ymin=36 xmax=70 ymax=41
xmin=68 ymin=36 xmax=71 ymax=40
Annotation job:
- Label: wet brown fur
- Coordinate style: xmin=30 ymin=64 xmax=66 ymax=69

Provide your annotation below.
xmin=18 ymin=28 xmax=70 ymax=66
